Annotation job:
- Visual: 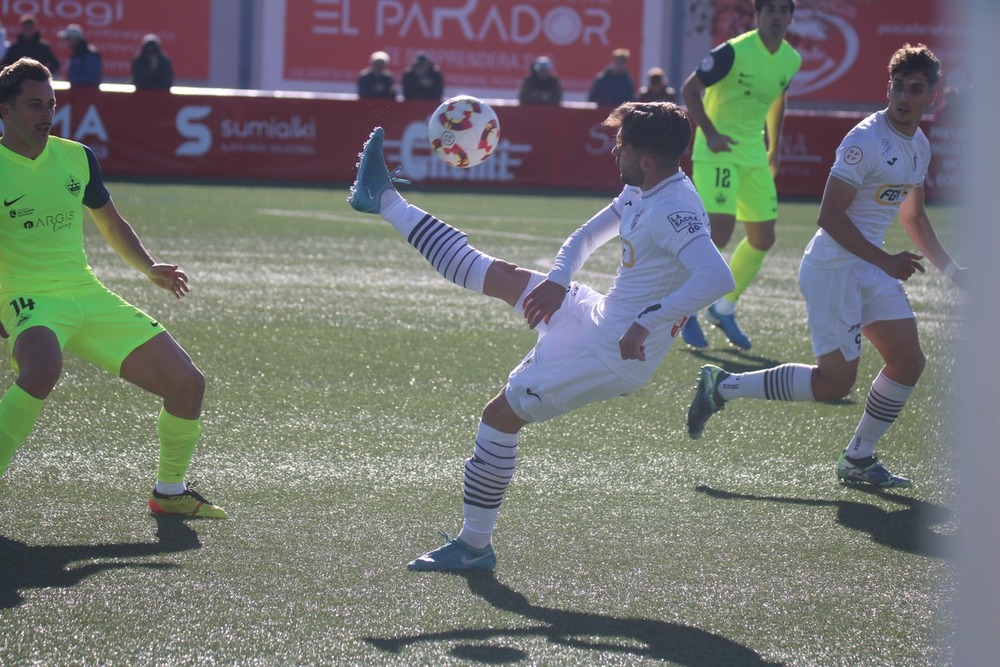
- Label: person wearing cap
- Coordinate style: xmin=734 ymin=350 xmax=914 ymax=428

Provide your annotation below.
xmin=638 ymin=67 xmax=677 ymax=103
xmin=357 ymin=50 xmax=396 ymax=99
xmin=1 ymin=15 xmax=60 ymax=74
xmin=517 ymin=56 xmax=563 ymax=105
xmin=131 ymin=34 xmax=173 ymax=91
xmin=59 ymin=23 xmax=101 ymax=87
xmin=402 ymin=51 xmax=444 ymax=101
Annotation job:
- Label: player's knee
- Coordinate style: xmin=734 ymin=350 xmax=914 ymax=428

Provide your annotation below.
xmin=17 ymin=359 xmax=62 ymax=399
xmin=813 ymin=370 xmax=856 ymax=402
xmin=711 ymin=228 xmax=733 ymax=248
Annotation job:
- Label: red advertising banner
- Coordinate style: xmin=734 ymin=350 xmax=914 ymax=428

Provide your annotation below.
xmin=1 ymin=1 xmax=211 ymax=81
xmin=709 ymin=0 xmax=968 ymax=105
xmin=50 ymin=89 xmax=958 ymax=202
xmin=282 ymin=0 xmax=644 ymax=97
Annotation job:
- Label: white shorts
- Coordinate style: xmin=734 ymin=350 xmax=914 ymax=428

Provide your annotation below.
xmin=505 ymin=283 xmax=641 ymax=423
xmin=798 ymin=260 xmax=914 ymax=361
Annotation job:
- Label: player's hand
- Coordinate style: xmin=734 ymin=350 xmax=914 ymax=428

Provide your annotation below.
xmin=619 ymin=322 xmax=650 ymax=361
xmin=882 ymin=251 xmax=925 ymax=281
xmin=148 ymin=263 xmax=191 ymax=299
xmin=522 ymin=280 xmax=567 ymax=329
xmin=706 ymin=130 xmax=737 ymax=154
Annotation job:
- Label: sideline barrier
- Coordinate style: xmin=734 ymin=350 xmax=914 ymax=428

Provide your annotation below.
xmin=54 ymin=88 xmax=960 ymax=201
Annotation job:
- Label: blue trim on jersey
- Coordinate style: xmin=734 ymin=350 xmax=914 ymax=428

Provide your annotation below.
xmin=82 ymin=145 xmax=111 ymax=209
xmin=696 ymin=43 xmax=735 ymax=87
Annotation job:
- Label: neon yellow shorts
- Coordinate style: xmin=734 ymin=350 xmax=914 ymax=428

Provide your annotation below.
xmin=691 ymin=161 xmax=778 ymax=222
xmin=1 ymin=282 xmax=165 ymax=376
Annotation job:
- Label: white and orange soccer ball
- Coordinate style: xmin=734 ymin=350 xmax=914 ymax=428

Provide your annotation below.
xmin=428 ymin=95 xmax=500 ymax=168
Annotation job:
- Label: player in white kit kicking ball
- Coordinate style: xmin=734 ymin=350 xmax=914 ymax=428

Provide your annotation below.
xmin=348 ymin=102 xmax=734 ymax=571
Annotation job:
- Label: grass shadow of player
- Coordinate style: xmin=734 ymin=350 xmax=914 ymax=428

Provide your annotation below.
xmin=365 ymin=570 xmax=783 ymax=666
xmin=695 ymin=484 xmax=953 ymax=558
xmin=0 ymin=515 xmax=202 ymax=609
xmin=685 ymin=347 xmax=783 ymax=376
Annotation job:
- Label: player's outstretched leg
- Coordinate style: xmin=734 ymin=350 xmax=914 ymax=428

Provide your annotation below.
xmin=681 ymin=314 xmax=708 ymax=349
xmin=687 ymin=364 xmax=729 ymax=439
xmin=347 ymin=127 xmax=497 ymax=296
xmin=348 ymin=127 xmax=411 ymax=214
xmin=407 ymin=531 xmax=497 ymax=571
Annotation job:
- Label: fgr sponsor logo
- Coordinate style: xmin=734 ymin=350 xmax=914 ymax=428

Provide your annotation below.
xmin=50 ymin=102 xmax=109 ymax=159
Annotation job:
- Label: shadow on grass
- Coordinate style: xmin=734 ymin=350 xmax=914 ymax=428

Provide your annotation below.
xmin=695 ymin=485 xmax=953 ymax=558
xmin=365 ymin=571 xmax=783 ymax=666
xmin=684 ymin=346 xmax=784 ymax=375
xmin=0 ymin=515 xmax=202 ymax=609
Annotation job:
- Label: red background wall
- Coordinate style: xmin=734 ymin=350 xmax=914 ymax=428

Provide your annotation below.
xmin=53 ymin=88 xmax=961 ymax=202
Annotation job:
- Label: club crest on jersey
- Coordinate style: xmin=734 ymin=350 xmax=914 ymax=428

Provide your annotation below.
xmin=65 ymin=175 xmax=81 ymax=196
xmin=668 ymin=211 xmax=702 ymax=233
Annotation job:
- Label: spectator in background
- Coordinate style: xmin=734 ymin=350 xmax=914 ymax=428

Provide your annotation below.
xmin=517 ymin=56 xmax=563 ymax=105
xmin=59 ymin=23 xmax=101 ymax=86
xmin=357 ymin=51 xmax=396 ymax=99
xmin=588 ymin=48 xmax=635 ymax=107
xmin=1 ymin=14 xmax=60 ymax=75
xmin=131 ymin=34 xmax=173 ymax=90
xmin=638 ymin=67 xmax=677 ymax=103
xmin=402 ymin=51 xmax=444 ymax=101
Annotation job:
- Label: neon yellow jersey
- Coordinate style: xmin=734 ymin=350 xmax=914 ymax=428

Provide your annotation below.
xmin=691 ymin=30 xmax=801 ymax=166
xmin=0 ymin=136 xmax=104 ymax=292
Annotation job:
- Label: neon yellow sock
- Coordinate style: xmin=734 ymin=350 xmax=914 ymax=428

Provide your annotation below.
xmin=0 ymin=385 xmax=44 ymax=476
xmin=724 ymin=237 xmax=768 ymax=303
xmin=156 ymin=409 xmax=202 ymax=484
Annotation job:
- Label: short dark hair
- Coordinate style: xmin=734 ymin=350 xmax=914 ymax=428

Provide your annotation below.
xmin=755 ymin=0 xmax=795 ymax=15
xmin=0 ymin=58 xmax=53 ymax=105
xmin=603 ymin=102 xmax=692 ymax=162
xmin=889 ymin=43 xmax=941 ymax=88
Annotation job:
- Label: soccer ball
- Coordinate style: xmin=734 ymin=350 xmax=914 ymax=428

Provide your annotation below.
xmin=428 ymin=95 xmax=500 ymax=168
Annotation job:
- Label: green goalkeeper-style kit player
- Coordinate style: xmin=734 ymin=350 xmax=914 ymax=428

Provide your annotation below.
xmin=680 ymin=0 xmax=802 ymax=350
xmin=0 ymin=57 xmax=225 ymax=517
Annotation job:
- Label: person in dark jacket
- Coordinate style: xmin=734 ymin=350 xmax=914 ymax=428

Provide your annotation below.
xmin=131 ymin=34 xmax=174 ymax=90
xmin=357 ymin=51 xmax=396 ymax=99
xmin=517 ymin=56 xmax=563 ymax=105
xmin=402 ymin=52 xmax=444 ymax=101
xmin=0 ymin=15 xmax=60 ymax=75
xmin=588 ymin=48 xmax=635 ymax=107
xmin=59 ymin=23 xmax=101 ymax=87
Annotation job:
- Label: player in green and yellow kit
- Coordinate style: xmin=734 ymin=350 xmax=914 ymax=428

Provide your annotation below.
xmin=680 ymin=0 xmax=801 ymax=350
xmin=0 ymin=57 xmax=225 ymax=517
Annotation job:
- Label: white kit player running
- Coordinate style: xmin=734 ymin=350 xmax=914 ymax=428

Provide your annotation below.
xmin=348 ymin=102 xmax=733 ymax=571
xmin=687 ymin=44 xmax=968 ymax=488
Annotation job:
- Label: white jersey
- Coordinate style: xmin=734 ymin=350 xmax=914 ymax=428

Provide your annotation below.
xmin=803 ymin=110 xmax=931 ymax=268
xmin=546 ymin=170 xmax=732 ymax=383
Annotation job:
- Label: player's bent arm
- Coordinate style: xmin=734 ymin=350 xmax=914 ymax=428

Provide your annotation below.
xmin=817 ymin=176 xmax=896 ymax=269
xmin=634 ymin=235 xmax=734 ymax=333
xmin=680 ymin=72 xmax=713 ymax=133
xmin=88 ymin=200 xmax=191 ymax=298
xmin=898 ymin=185 xmax=964 ymax=285
xmin=546 ymin=203 xmax=620 ymax=286
xmin=766 ymin=93 xmax=787 ymax=175
xmin=87 ymin=198 xmax=156 ymax=276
